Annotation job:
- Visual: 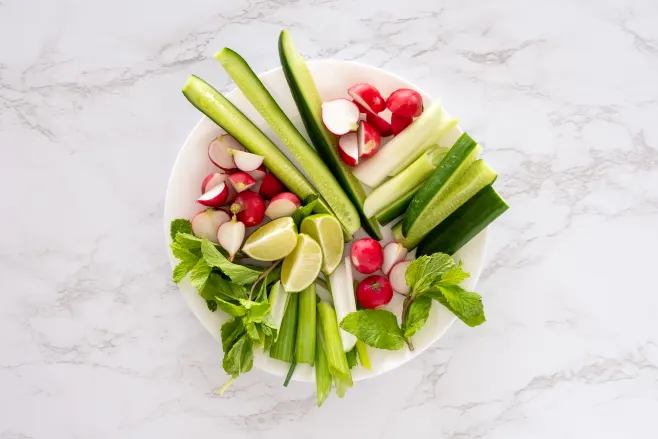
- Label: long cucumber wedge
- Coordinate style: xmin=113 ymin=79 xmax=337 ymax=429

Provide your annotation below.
xmin=278 ymin=30 xmax=382 ymax=240
xmin=417 ymin=185 xmax=509 ymax=256
xmin=183 ymin=76 xmax=332 ymax=215
xmin=215 ymin=48 xmax=361 ymax=236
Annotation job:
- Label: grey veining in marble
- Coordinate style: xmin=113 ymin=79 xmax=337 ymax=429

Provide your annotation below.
xmin=1 ymin=0 xmax=658 ymax=438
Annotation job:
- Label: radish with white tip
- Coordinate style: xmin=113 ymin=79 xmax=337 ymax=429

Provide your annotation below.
xmin=348 ymin=83 xmax=386 ymax=114
xmin=191 ymin=209 xmax=231 ymax=243
xmin=389 ymin=260 xmax=411 ymax=294
xmin=208 ymin=135 xmax=244 ymax=171
xmin=231 ymin=150 xmax=264 ymax=172
xmin=338 ymin=132 xmax=359 ymax=167
xmin=366 ymin=112 xmax=393 ymax=137
xmin=386 ymin=89 xmax=423 ymax=118
xmin=247 ymin=165 xmax=267 ymax=181
xmin=265 ymin=192 xmax=301 ymax=219
xmin=217 ymin=206 xmax=245 ymax=262
xmin=197 ymin=182 xmax=229 ymax=208
xmin=321 ymin=98 xmax=360 ymax=135
xmin=228 ymin=171 xmax=256 ymax=193
xmin=357 ymin=120 xmax=381 ymax=158
xmin=381 ymin=242 xmax=408 ymax=275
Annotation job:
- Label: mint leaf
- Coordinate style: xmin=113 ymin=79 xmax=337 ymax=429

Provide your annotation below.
xmin=214 ymin=297 xmax=246 ymax=317
xmin=170 ymin=219 xmax=192 ymax=240
xmin=425 ymin=285 xmax=486 ymax=327
xmin=201 ymin=239 xmax=261 ymax=285
xmin=244 ymin=321 xmax=260 ymax=341
xmin=292 ymin=194 xmax=319 ymax=228
xmin=189 ymin=259 xmax=212 ymax=292
xmin=206 ymin=300 xmax=217 ymax=312
xmin=402 ymin=296 xmax=432 ymax=338
xmin=438 ymin=262 xmax=470 ymax=286
xmin=170 ymin=241 xmax=200 ymax=263
xmin=406 ymin=253 xmax=456 ymax=294
xmin=239 ymin=299 xmax=271 ymax=324
xmin=340 ymin=310 xmax=405 ymax=350
xmin=221 ymin=318 xmax=245 ymax=353
xmin=175 ymin=232 xmax=205 ymax=249
xmin=223 ymin=335 xmax=253 ymax=377
xmin=202 ymin=273 xmax=248 ymax=302
xmin=172 ymin=259 xmax=197 ymax=283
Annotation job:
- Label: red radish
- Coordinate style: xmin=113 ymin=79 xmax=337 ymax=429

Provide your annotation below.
xmin=228 ymin=171 xmax=256 ymax=193
xmin=201 ymin=172 xmax=226 ymax=194
xmin=381 ymin=242 xmax=408 ymax=275
xmin=231 ymin=191 xmax=265 ymax=227
xmin=197 ymin=182 xmax=229 ymax=208
xmin=391 ymin=113 xmax=414 ymax=135
xmin=208 ymin=135 xmax=244 ymax=171
xmin=259 ymin=172 xmax=285 ymax=199
xmin=366 ymin=112 xmax=393 ymax=137
xmin=265 ymin=192 xmax=301 ymax=219
xmin=338 ymin=132 xmax=359 ymax=167
xmin=247 ymin=165 xmax=267 ymax=181
xmin=231 ymin=150 xmax=264 ymax=172
xmin=357 ymin=120 xmax=381 ymax=158
xmin=350 ymin=238 xmax=384 ymax=274
xmin=191 ymin=209 xmax=231 ymax=243
xmin=218 ymin=208 xmax=245 ymax=262
xmin=348 ymin=83 xmax=386 ymax=114
xmin=386 ymin=89 xmax=423 ymax=118
xmin=389 ymin=260 xmax=411 ymax=294
xmin=321 ymin=99 xmax=360 ymax=135
xmin=356 ymin=275 xmax=393 ymax=309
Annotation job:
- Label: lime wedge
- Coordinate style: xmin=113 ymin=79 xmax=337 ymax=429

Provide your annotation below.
xmin=300 ymin=214 xmax=344 ymax=275
xmin=281 ymin=233 xmax=322 ymax=292
xmin=242 ymin=217 xmax=298 ymax=261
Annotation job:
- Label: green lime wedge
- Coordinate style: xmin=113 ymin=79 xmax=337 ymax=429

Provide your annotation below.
xmin=300 ymin=214 xmax=344 ymax=275
xmin=242 ymin=217 xmax=298 ymax=261
xmin=281 ymin=233 xmax=322 ymax=292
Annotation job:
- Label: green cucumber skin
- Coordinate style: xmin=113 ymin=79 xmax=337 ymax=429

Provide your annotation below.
xmin=417 ymin=186 xmax=509 ymax=256
xmin=216 ymin=48 xmax=361 ymax=236
xmin=278 ymin=31 xmax=382 ymax=240
xmin=375 ymin=184 xmax=422 ymax=226
xmin=402 ymin=133 xmax=480 ymax=236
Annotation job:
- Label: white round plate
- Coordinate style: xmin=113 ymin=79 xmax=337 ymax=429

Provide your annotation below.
xmin=164 ymin=60 xmax=487 ymax=382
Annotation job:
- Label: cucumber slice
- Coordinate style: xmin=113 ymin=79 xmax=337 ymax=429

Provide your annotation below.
xmin=417 ymin=185 xmax=509 ymax=256
xmin=402 ymin=133 xmax=481 ymax=236
xmin=375 ymin=184 xmax=421 ymax=226
xmin=182 ymin=76 xmax=333 ymax=216
xmin=215 ymin=48 xmax=361 ymax=236
xmin=395 ymin=159 xmax=498 ymax=248
xmin=278 ymin=30 xmax=382 ymax=240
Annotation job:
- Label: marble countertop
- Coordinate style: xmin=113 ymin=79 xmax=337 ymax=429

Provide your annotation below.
xmin=2 ymin=0 xmax=658 ymax=437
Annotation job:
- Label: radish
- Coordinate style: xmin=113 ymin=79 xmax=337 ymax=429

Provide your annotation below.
xmin=366 ymin=112 xmax=393 ymax=137
xmin=259 ymin=172 xmax=285 ymax=199
xmin=338 ymin=132 xmax=359 ymax=167
xmin=356 ymin=275 xmax=393 ymax=309
xmin=389 ymin=260 xmax=411 ymax=294
xmin=386 ymin=89 xmax=423 ymax=118
xmin=196 ymin=182 xmax=229 ymax=208
xmin=201 ymin=171 xmax=226 ymax=194
xmin=208 ymin=135 xmax=244 ymax=171
xmin=218 ymin=208 xmax=245 ymax=262
xmin=265 ymin=192 xmax=301 ymax=219
xmin=357 ymin=120 xmax=381 ymax=159
xmin=247 ymin=164 xmax=267 ymax=181
xmin=231 ymin=150 xmax=264 ymax=172
xmin=321 ymin=98 xmax=360 ymax=135
xmin=391 ymin=113 xmax=414 ymax=135
xmin=348 ymin=83 xmax=386 ymax=114
xmin=191 ymin=209 xmax=231 ymax=243
xmin=350 ymin=238 xmax=384 ymax=274
xmin=381 ymin=242 xmax=408 ymax=275
xmin=228 ymin=171 xmax=256 ymax=193
xmin=231 ymin=191 xmax=265 ymax=227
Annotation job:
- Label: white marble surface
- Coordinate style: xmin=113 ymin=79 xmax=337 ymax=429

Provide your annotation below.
xmin=1 ymin=0 xmax=658 ymax=437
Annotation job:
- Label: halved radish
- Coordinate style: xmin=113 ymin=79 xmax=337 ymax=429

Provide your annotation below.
xmin=218 ymin=211 xmax=245 ymax=262
xmin=366 ymin=112 xmax=393 ymax=137
xmin=208 ymin=135 xmax=244 ymax=171
xmin=357 ymin=120 xmax=381 ymax=159
xmin=247 ymin=165 xmax=267 ymax=181
xmin=231 ymin=150 xmax=264 ymax=172
xmin=191 ymin=209 xmax=231 ymax=243
xmin=259 ymin=172 xmax=285 ymax=199
xmin=321 ymin=99 xmax=360 ymax=135
xmin=391 ymin=113 xmax=413 ymax=135
xmin=389 ymin=260 xmax=411 ymax=294
xmin=265 ymin=192 xmax=301 ymax=219
xmin=232 ymin=191 xmax=265 ymax=227
xmin=386 ymin=89 xmax=423 ymax=118
xmin=348 ymin=83 xmax=386 ymax=114
xmin=228 ymin=171 xmax=256 ymax=193
xmin=201 ymin=172 xmax=227 ymax=194
xmin=381 ymin=242 xmax=408 ymax=275
xmin=338 ymin=132 xmax=359 ymax=167
xmin=197 ymin=182 xmax=229 ymax=207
